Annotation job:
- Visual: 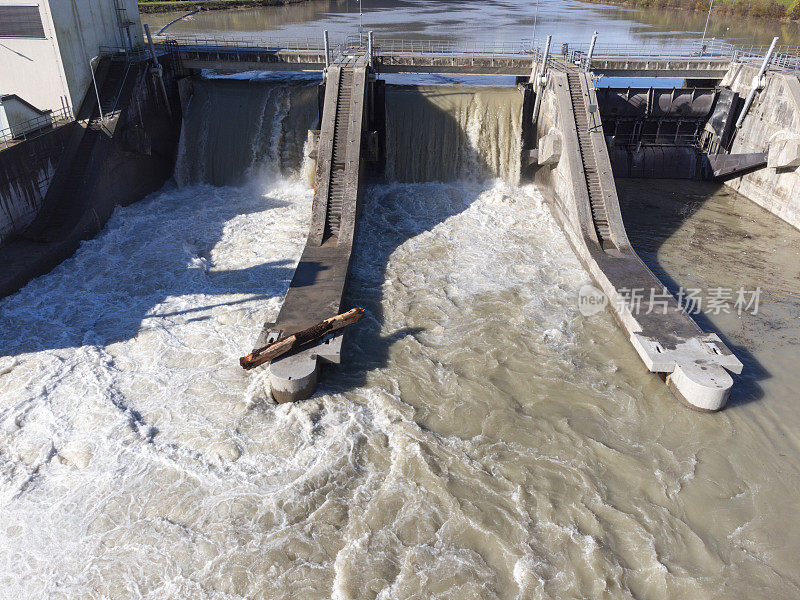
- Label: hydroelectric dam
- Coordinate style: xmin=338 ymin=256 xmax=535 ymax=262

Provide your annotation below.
xmin=3 ymin=33 xmax=800 ymax=412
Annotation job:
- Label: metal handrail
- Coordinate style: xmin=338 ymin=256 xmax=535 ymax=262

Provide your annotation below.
xmin=365 ymin=37 xmax=535 ymax=57
xmin=99 ymin=44 xmax=152 ymax=62
xmin=156 ymin=34 xmax=327 ymax=52
xmin=157 ymin=34 xmax=800 ymax=72
xmin=608 ymin=132 xmax=703 ymax=146
xmin=0 ymin=106 xmax=74 ymax=149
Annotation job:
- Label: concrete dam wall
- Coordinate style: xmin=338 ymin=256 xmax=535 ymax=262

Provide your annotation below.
xmin=175 ymin=77 xmax=524 ymax=187
xmin=5 ymin=59 xmax=793 ymax=408
xmin=174 ymin=77 xmax=320 ymax=187
xmin=385 ymin=85 xmax=522 ymax=184
xmin=0 ymin=123 xmax=74 ymax=246
xmin=721 ymin=64 xmax=800 ymax=230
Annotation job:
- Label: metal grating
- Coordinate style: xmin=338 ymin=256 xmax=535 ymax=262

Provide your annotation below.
xmin=0 ymin=5 xmax=46 ymax=39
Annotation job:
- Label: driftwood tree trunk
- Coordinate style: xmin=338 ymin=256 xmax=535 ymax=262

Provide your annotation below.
xmin=240 ymin=307 xmax=364 ymax=370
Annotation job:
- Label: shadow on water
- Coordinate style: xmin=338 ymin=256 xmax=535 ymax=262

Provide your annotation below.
xmin=616 ymin=177 xmax=772 ymax=406
xmin=0 ymin=185 xmax=298 ymax=358
xmin=0 ymin=77 xmax=323 ymax=360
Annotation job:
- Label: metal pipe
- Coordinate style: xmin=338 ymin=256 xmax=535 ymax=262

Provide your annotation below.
xmin=157 ymin=8 xmax=201 ymax=36
xmin=700 ymin=0 xmax=714 ymax=53
xmin=368 ymin=30 xmax=374 ymax=68
xmin=324 ymin=30 xmax=330 ymax=69
xmin=144 ymin=24 xmax=159 ymax=66
xmin=89 ymin=56 xmax=103 ymax=120
xmin=531 ymin=35 xmax=552 ymax=129
xmin=736 ymin=36 xmax=779 ymax=129
xmin=541 ymin=34 xmax=552 ymax=76
xmin=586 ymin=31 xmax=598 ymax=72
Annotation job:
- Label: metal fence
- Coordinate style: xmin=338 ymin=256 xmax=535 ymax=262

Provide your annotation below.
xmin=0 ymin=106 xmax=73 ymax=149
xmin=156 ymin=34 xmax=327 ymax=52
xmin=99 ymin=44 xmax=153 ymax=62
xmin=159 ymin=32 xmax=800 ymax=73
xmin=351 ymin=36 xmax=535 ymax=57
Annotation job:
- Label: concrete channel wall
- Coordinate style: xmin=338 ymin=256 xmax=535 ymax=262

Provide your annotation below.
xmin=0 ymin=60 xmax=182 ymax=298
xmin=722 ymin=64 xmax=800 ymax=230
xmin=0 ymin=123 xmax=74 ymax=245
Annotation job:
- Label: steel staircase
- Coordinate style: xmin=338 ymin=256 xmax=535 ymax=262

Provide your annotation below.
xmin=566 ymin=70 xmax=612 ymax=247
xmin=324 ymin=69 xmax=354 ymax=241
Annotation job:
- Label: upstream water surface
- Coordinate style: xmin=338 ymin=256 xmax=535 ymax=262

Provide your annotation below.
xmin=0 ymin=71 xmax=799 ymax=600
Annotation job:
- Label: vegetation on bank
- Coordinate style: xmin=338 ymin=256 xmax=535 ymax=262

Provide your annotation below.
xmin=584 ymin=0 xmax=800 ymax=21
xmin=137 ymin=0 xmax=306 ymax=13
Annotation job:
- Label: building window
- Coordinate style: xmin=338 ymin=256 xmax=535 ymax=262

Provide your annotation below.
xmin=0 ymin=5 xmax=46 ymax=39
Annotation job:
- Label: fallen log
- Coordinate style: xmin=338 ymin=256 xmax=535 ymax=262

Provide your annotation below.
xmin=239 ymin=307 xmax=365 ymax=370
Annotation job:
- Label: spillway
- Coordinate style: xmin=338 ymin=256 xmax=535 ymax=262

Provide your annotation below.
xmin=2 ymin=74 xmax=799 ymax=597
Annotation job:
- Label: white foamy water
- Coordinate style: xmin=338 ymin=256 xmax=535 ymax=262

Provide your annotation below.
xmin=1 ymin=79 xmax=798 ymax=599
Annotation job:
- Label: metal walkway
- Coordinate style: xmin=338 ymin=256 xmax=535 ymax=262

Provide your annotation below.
xmin=158 ymin=35 xmax=794 ymax=78
xmin=325 ymin=68 xmax=353 ymax=240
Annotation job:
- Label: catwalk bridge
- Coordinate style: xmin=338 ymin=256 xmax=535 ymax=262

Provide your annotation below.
xmin=157 ymin=34 xmax=800 ymax=78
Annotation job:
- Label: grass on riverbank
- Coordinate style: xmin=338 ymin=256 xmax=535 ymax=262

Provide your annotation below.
xmin=137 ymin=0 xmax=306 ymax=13
xmin=585 ymin=0 xmax=800 ymax=20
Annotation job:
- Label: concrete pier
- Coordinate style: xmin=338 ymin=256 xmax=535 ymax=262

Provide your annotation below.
xmin=534 ymin=62 xmax=743 ymax=410
xmin=259 ymin=54 xmax=369 ymax=402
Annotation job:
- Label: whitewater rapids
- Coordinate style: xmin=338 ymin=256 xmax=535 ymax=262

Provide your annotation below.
xmin=0 ymin=77 xmax=798 ymax=599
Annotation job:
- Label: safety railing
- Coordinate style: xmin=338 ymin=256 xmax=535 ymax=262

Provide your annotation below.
xmin=156 ymin=34 xmax=327 ymax=52
xmin=156 ymin=33 xmax=800 ymax=73
xmin=559 ymin=38 xmax=800 ymax=72
xmin=0 ymin=106 xmax=74 ymax=149
xmin=358 ymin=37 xmax=535 ymax=57
xmin=607 ymin=131 xmax=703 ymax=146
xmin=99 ymin=44 xmax=153 ymax=63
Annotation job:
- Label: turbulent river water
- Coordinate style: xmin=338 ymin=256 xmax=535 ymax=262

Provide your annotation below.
xmin=1 ymin=71 xmax=799 ymax=599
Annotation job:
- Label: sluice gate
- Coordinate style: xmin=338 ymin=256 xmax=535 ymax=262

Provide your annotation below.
xmin=259 ymin=53 xmax=370 ymax=402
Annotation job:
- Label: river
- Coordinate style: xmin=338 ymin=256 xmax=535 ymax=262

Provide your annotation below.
xmin=0 ymin=1 xmax=799 ymax=599
xmin=143 ymin=0 xmax=800 ymax=46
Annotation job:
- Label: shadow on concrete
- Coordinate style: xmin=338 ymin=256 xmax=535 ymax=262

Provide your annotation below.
xmin=615 ymin=178 xmax=770 ymax=406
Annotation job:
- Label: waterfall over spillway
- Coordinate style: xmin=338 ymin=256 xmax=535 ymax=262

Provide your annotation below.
xmin=385 ymin=85 xmax=523 ymax=184
xmin=174 ymin=78 xmax=524 ymax=187
xmin=174 ymin=77 xmax=319 ymax=187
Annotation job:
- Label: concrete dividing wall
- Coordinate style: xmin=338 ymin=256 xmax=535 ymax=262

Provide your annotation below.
xmin=0 ymin=123 xmax=74 ymax=245
xmin=722 ymin=64 xmax=800 ymax=229
xmin=534 ymin=68 xmax=742 ymax=410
